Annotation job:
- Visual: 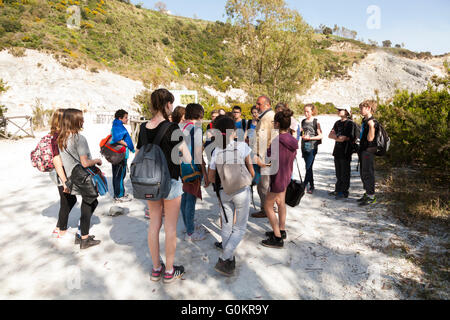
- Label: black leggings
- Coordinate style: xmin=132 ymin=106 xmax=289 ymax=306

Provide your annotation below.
xmin=56 ymin=186 xmax=77 ymax=231
xmin=80 ymin=198 xmax=98 ymax=236
xmin=56 ymin=186 xmax=98 ymax=236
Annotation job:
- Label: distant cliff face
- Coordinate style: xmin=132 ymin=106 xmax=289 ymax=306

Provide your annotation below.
xmin=297 ymin=51 xmax=448 ymax=107
xmin=0 ymin=48 xmax=448 ymax=117
xmin=0 ymin=49 xmax=146 ymax=116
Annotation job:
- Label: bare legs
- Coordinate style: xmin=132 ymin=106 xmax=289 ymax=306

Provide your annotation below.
xmin=264 ymin=190 xmax=287 ymax=237
xmin=147 ymin=196 xmax=181 ymax=271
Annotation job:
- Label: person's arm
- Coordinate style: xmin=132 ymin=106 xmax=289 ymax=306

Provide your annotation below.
xmin=207 ymin=167 xmax=216 ymax=185
xmin=53 ymin=155 xmax=70 ymax=193
xmin=312 ymin=122 xmax=323 ymax=140
xmin=245 ymin=155 xmax=255 ymax=178
xmin=328 ymin=129 xmax=337 ymax=140
xmin=80 ymin=155 xmax=102 ymax=168
xmin=367 ymin=120 xmax=376 ymax=142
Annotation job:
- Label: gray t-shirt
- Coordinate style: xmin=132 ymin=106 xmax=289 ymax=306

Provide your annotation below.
xmin=301 ymin=118 xmax=319 ymax=151
xmin=59 ymin=134 xmax=92 ymax=178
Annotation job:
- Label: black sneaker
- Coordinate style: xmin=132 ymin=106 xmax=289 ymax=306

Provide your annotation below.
xmin=75 ymin=234 xmax=95 ymax=245
xmin=214 ymin=241 xmax=223 ymax=250
xmin=163 ymin=265 xmax=185 ymax=284
xmin=80 ymin=236 xmax=101 ymax=250
xmin=265 ymin=230 xmax=287 ymax=240
xmin=261 ymin=235 xmax=284 ymax=249
xmin=214 ymin=257 xmax=235 ymax=277
xmin=359 ymin=196 xmax=377 ymax=206
xmin=357 ymin=193 xmax=368 ymax=202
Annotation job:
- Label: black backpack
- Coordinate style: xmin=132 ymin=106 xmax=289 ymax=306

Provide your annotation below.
xmin=350 ymin=121 xmax=361 ymax=154
xmin=374 ymin=121 xmax=390 ymax=156
xmin=130 ymin=122 xmax=172 ymax=200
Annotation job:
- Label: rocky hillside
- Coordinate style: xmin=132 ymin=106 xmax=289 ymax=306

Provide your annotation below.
xmin=298 ymin=50 xmax=448 ymax=107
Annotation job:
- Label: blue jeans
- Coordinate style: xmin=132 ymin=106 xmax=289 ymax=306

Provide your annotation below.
xmin=181 ymin=192 xmax=197 ymax=235
xmin=112 ymin=159 xmax=127 ymax=198
xmin=303 ymin=149 xmax=317 ymax=190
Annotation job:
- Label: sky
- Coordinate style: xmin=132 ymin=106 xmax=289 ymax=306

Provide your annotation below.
xmin=132 ymin=0 xmax=450 ymax=55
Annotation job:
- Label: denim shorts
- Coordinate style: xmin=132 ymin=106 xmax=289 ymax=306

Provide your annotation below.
xmin=165 ymin=178 xmax=183 ymax=200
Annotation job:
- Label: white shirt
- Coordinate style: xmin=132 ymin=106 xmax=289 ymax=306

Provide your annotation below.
xmin=209 ymin=141 xmax=252 ymax=170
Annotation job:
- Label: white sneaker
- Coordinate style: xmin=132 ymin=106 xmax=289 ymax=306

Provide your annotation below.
xmin=114 ymin=194 xmax=133 ymax=203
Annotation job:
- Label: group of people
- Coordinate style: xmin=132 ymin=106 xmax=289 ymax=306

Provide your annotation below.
xmin=47 ymin=88 xmax=380 ymax=283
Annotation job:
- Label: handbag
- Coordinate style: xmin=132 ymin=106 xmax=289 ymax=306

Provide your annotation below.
xmin=285 ymin=158 xmax=305 ymax=207
xmin=65 ymin=150 xmax=108 ymax=202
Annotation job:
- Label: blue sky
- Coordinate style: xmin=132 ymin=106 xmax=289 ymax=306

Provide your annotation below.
xmin=133 ymin=0 xmax=450 ymax=55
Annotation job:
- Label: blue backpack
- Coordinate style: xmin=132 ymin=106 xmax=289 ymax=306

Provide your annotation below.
xmin=180 ymin=123 xmax=202 ymax=183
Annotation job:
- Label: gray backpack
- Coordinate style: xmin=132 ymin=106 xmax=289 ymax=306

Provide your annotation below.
xmin=130 ymin=122 xmax=172 ymax=201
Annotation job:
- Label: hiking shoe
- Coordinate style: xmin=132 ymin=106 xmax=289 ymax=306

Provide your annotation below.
xmin=144 ymin=208 xmax=150 ymax=219
xmin=359 ymin=196 xmax=377 ymax=206
xmin=328 ymin=191 xmax=338 ymax=196
xmin=214 ymin=258 xmax=235 ymax=277
xmin=150 ymin=262 xmax=166 ymax=282
xmin=265 ymin=230 xmax=287 ymax=240
xmin=251 ymin=210 xmax=267 ymax=218
xmin=80 ymin=236 xmax=101 ymax=250
xmin=335 ymin=192 xmax=345 ymax=200
xmin=163 ymin=265 xmax=185 ymax=284
xmin=357 ymin=193 xmax=368 ymax=203
xmin=261 ymin=235 xmax=284 ymax=249
xmin=75 ymin=234 xmax=95 ymax=245
xmin=214 ymin=241 xmax=223 ymax=250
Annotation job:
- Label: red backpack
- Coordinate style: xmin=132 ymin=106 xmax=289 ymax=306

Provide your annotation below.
xmin=30 ymin=134 xmax=55 ymax=172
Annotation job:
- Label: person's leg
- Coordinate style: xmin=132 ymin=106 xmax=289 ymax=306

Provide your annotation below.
xmin=182 ymin=192 xmax=197 ymax=236
xmin=112 ymin=163 xmax=120 ymax=198
xmin=221 ymin=187 xmax=250 ymax=261
xmin=162 ymin=196 xmax=182 ymax=272
xmin=180 ymin=192 xmax=188 ymax=231
xmin=56 ymin=186 xmax=77 ymax=233
xmin=80 ymin=199 xmax=98 ymax=237
xmin=254 ymin=174 xmax=270 ymax=215
xmin=360 ymin=151 xmax=375 ymax=196
xmin=342 ymin=157 xmax=351 ymax=196
xmin=304 ymin=150 xmax=315 ymax=190
xmin=334 ymin=157 xmax=342 ymax=193
xmin=264 ymin=192 xmax=281 ymax=237
xmin=219 ymin=191 xmax=234 ymax=252
xmin=277 ymin=190 xmax=287 ymax=231
xmin=147 ymin=199 xmax=164 ymax=270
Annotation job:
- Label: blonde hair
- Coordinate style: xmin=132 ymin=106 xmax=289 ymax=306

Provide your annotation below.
xmin=57 ymin=108 xmax=84 ymax=151
xmin=359 ymin=100 xmax=378 ymax=113
xmin=50 ymin=108 xmax=64 ymax=135
xmin=304 ymin=103 xmax=318 ymax=116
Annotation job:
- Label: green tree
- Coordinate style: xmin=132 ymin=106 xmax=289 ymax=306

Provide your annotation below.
xmin=225 ymin=0 xmax=318 ymax=102
xmin=382 ymin=40 xmax=392 ymax=48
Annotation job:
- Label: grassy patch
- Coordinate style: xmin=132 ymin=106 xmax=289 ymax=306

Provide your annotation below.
xmin=377 ymin=160 xmax=449 ymax=299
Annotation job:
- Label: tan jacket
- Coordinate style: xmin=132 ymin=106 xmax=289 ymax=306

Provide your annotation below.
xmin=253 ymin=109 xmax=278 ymax=158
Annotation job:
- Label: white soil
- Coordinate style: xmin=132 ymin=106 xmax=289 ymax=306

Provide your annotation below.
xmin=0 ymin=115 xmax=429 ymax=299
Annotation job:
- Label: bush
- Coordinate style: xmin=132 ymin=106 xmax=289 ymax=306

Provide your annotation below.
xmin=0 ymin=17 xmax=22 ymax=32
xmin=377 ymin=85 xmax=450 ymax=170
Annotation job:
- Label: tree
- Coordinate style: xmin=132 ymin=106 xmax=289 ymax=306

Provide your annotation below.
xmin=382 ymin=40 xmax=392 ymax=48
xmin=154 ymin=1 xmax=167 ymax=13
xmin=368 ymin=39 xmax=378 ymax=47
xmin=395 ymin=44 xmax=401 ymax=48
xmin=225 ymin=0 xmax=318 ymax=102
xmin=322 ymin=26 xmax=332 ymax=35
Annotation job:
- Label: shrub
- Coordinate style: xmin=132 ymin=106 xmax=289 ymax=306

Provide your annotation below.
xmin=377 ymin=85 xmax=450 ymax=170
xmin=161 ymin=37 xmax=170 ymax=46
xmin=0 ymin=17 xmax=22 ymax=32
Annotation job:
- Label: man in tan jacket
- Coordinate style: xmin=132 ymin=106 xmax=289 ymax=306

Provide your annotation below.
xmin=251 ymin=95 xmax=278 ymax=218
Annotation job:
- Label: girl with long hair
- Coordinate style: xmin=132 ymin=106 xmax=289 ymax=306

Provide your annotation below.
xmin=58 ymin=108 xmax=102 ymax=249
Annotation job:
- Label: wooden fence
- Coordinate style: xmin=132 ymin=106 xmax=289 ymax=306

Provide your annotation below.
xmin=0 ymin=116 xmax=34 ymax=140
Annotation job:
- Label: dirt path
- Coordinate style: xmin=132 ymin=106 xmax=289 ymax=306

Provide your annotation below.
xmin=0 ymin=115 xmax=428 ymax=299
